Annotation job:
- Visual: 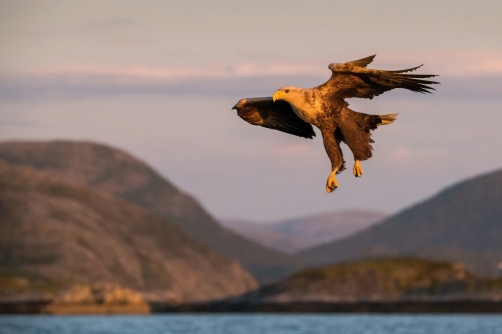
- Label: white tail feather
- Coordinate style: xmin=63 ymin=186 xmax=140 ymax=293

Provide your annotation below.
xmin=379 ymin=113 xmax=398 ymax=126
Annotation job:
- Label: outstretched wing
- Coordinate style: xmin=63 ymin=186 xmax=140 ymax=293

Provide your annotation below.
xmin=320 ymin=55 xmax=439 ymax=100
xmin=233 ymin=97 xmax=315 ymax=139
xmin=345 ymin=54 xmax=376 ymax=68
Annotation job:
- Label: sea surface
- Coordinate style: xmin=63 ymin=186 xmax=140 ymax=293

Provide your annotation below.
xmin=1 ymin=314 xmax=502 ymax=334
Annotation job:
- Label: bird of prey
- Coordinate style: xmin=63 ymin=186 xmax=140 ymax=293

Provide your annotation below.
xmin=232 ymin=55 xmax=439 ymax=193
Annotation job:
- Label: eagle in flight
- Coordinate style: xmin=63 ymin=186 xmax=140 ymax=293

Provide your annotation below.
xmin=232 ymin=55 xmax=439 ymax=193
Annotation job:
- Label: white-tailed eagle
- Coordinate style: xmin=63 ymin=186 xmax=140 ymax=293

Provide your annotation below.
xmin=233 ymin=55 xmax=439 ymax=192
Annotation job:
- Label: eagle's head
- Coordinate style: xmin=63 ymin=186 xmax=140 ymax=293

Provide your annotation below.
xmin=272 ymin=86 xmax=303 ymax=103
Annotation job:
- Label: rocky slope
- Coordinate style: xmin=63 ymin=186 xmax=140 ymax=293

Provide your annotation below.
xmin=0 ymin=140 xmax=306 ymax=283
xmin=221 ymin=210 xmax=387 ymax=254
xmin=0 ymin=161 xmax=257 ymax=303
xmin=299 ymin=168 xmax=502 ymax=276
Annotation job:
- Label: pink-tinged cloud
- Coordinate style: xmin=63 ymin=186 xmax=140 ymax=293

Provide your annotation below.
xmin=22 ymin=49 xmax=502 ymax=82
xmin=378 ymin=49 xmax=502 ymax=77
xmin=26 ymin=63 xmax=327 ymax=81
xmin=388 ymin=146 xmax=450 ymax=171
xmin=271 ymin=142 xmax=313 ymax=155
xmin=2 ymin=49 xmax=501 ymax=101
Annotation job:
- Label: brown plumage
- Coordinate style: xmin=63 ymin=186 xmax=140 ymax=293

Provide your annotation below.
xmin=232 ymin=55 xmax=439 ymax=193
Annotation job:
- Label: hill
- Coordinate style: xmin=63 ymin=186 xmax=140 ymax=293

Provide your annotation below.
xmin=0 ymin=161 xmax=257 ymax=303
xmin=220 ymin=210 xmax=387 ymax=254
xmin=0 ymin=140 xmax=305 ymax=283
xmin=163 ymin=258 xmax=502 ymax=312
xmin=299 ymin=169 xmax=502 ymax=276
xmin=245 ymin=258 xmax=474 ymax=303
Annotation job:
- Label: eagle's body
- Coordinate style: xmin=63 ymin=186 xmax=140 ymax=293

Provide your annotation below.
xmin=233 ymin=55 xmax=439 ymax=192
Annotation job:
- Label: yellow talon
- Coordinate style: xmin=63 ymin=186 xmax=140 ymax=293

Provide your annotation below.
xmin=353 ymin=160 xmax=363 ymax=178
xmin=326 ymin=171 xmax=339 ymax=193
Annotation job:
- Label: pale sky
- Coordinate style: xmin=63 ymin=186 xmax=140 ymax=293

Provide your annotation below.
xmin=1 ymin=0 xmax=502 ymax=222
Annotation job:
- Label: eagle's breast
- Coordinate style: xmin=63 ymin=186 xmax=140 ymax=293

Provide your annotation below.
xmin=287 ymin=90 xmax=325 ymax=126
xmin=290 ymin=103 xmax=321 ymax=126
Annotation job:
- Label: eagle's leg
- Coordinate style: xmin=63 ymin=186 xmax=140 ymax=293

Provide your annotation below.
xmin=353 ymin=160 xmax=363 ymax=177
xmin=321 ymin=127 xmax=344 ymax=193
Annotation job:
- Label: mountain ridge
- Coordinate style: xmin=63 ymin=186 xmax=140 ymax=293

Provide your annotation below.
xmin=220 ymin=210 xmax=387 ymax=254
xmin=0 ymin=140 xmax=306 ymax=283
xmin=299 ymin=168 xmax=502 ymax=276
xmin=0 ymin=161 xmax=257 ymax=303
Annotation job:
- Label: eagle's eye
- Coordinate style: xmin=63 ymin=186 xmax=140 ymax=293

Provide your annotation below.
xmin=285 ymin=89 xmax=290 ymax=93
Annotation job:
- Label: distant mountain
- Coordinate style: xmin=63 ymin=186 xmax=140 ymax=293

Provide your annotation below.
xmin=274 ymin=210 xmax=388 ymax=250
xmin=220 ymin=210 xmax=387 ymax=254
xmin=219 ymin=219 xmax=309 ymax=254
xmin=0 ymin=161 xmax=257 ymax=303
xmin=0 ymin=140 xmax=306 ymax=283
xmin=299 ymin=169 xmax=502 ymax=276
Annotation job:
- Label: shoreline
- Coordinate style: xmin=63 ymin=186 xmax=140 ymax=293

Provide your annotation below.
xmin=3 ymin=300 xmax=502 ymax=314
xmin=0 ymin=300 xmax=149 ymax=315
xmin=152 ymin=300 xmax=502 ymax=313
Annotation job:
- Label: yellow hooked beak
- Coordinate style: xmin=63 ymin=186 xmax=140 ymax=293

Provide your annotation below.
xmin=272 ymin=90 xmax=287 ymax=102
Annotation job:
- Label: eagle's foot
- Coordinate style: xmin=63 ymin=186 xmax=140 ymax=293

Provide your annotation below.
xmin=326 ymin=172 xmax=338 ymax=193
xmin=353 ymin=160 xmax=363 ymax=178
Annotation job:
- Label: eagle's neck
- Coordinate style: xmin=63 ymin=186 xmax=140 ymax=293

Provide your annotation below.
xmin=287 ymin=90 xmax=320 ymax=125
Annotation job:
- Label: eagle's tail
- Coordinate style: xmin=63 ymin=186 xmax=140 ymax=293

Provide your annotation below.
xmin=378 ymin=113 xmax=398 ymax=126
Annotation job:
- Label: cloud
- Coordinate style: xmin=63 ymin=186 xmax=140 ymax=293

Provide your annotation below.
xmin=0 ymin=71 xmax=325 ymax=101
xmin=1 ymin=72 xmax=501 ymax=102
xmin=379 ymin=49 xmax=502 ymax=77
xmin=20 ymin=48 xmax=502 ymax=80
xmin=25 ymin=62 xmax=327 ymax=80
xmin=388 ymin=146 xmax=450 ymax=171
xmin=272 ymin=142 xmax=313 ymax=155
xmin=2 ymin=49 xmax=502 ymax=101
xmin=390 ymin=146 xmax=411 ymax=159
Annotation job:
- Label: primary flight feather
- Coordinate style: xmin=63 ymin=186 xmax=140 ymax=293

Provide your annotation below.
xmin=232 ymin=55 xmax=439 ymax=193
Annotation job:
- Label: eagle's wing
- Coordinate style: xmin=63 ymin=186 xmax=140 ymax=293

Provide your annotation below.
xmin=232 ymin=97 xmax=316 ymax=139
xmin=321 ymin=56 xmax=439 ymax=100
xmin=345 ymin=54 xmax=376 ymax=68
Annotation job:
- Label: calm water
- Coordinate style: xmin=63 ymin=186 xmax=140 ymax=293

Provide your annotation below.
xmin=1 ymin=314 xmax=502 ymax=334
